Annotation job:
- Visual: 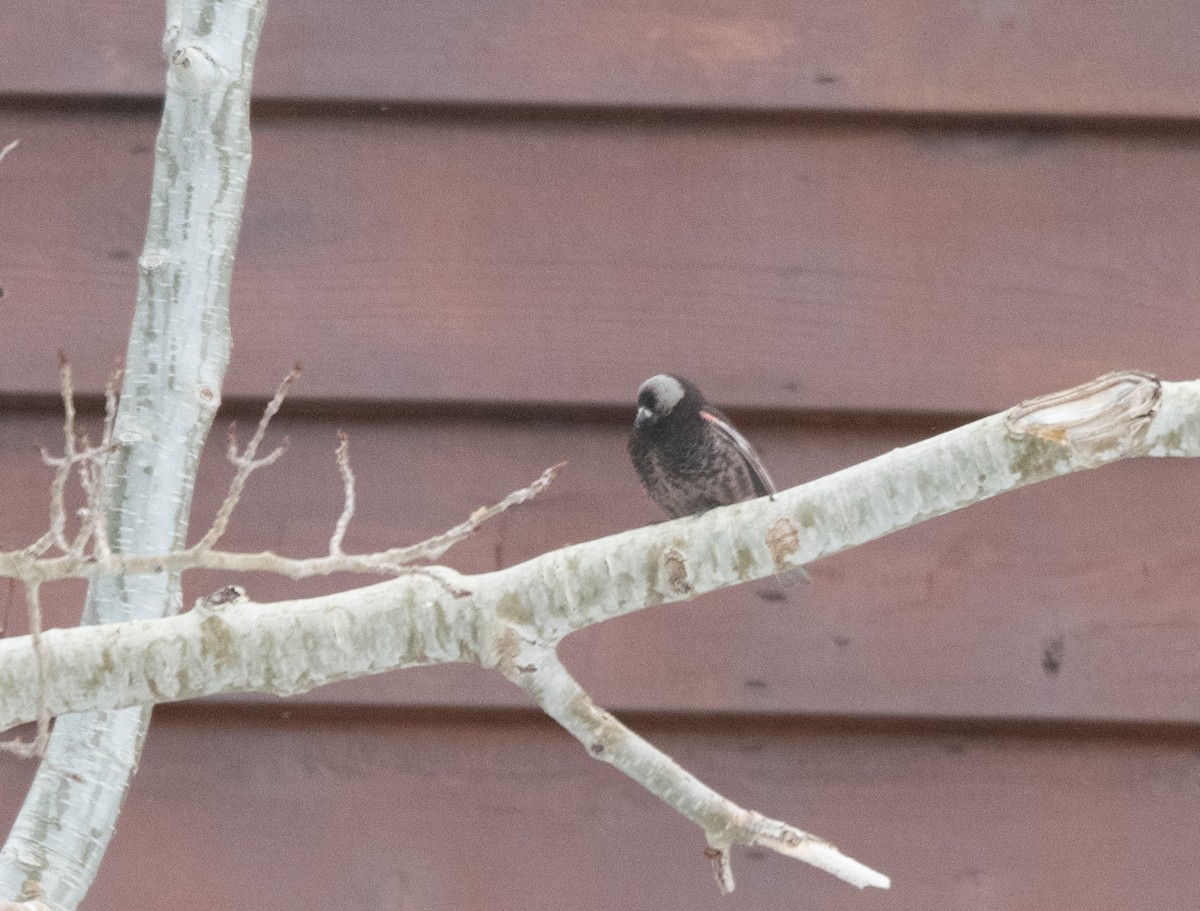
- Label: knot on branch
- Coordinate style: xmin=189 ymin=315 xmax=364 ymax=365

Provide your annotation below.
xmin=168 ymin=45 xmax=225 ymax=94
xmin=196 ymin=585 xmax=247 ymax=613
xmin=662 ymin=548 xmax=692 ymax=595
xmin=765 ymin=517 xmax=801 ymax=574
xmin=137 ymin=250 xmax=169 ymax=273
xmin=1005 ymin=370 xmax=1162 ymax=468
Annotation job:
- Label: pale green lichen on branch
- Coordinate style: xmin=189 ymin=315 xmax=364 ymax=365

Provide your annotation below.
xmin=4 ymin=364 xmax=1200 ymax=900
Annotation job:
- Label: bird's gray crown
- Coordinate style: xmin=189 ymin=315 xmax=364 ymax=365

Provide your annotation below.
xmin=637 ymin=374 xmax=685 ymax=416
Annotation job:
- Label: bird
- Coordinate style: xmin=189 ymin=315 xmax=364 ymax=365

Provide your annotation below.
xmin=627 ymin=374 xmax=777 ymax=518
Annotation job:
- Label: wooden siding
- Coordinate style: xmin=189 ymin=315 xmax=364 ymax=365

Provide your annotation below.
xmin=7 ymin=2 xmax=1200 ymax=118
xmin=3 ymin=108 xmax=1200 ymax=411
xmin=2 ymin=3 xmax=1199 ymax=909
xmin=5 ymin=711 xmax=1200 ymax=909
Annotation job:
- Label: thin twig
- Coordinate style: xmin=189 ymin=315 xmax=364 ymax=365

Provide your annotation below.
xmin=0 ymin=462 xmax=566 ymax=589
xmin=76 ymin=433 xmax=114 ymax=560
xmin=34 ymin=358 xmax=128 ymax=559
xmin=42 ymin=446 xmax=74 ymax=555
xmin=328 ymin=431 xmax=355 ymax=557
xmin=26 ymin=582 xmax=50 ymax=752
xmin=376 ymin=461 xmax=567 ymax=566
xmin=0 ymin=139 xmax=18 ymax=166
xmin=21 ymin=532 xmax=54 ymax=562
xmin=4 ymin=356 xmax=560 ymax=588
xmin=0 ymin=581 xmax=50 ymax=758
xmin=73 ymin=362 xmax=124 ymax=559
xmin=43 ymin=354 xmax=79 ymax=553
xmin=58 ymin=353 xmax=77 ymax=457
xmin=507 ymin=647 xmax=890 ymax=891
xmin=706 ymin=847 xmax=735 ymax=894
xmin=102 ymin=361 xmax=124 ymax=448
xmin=194 ymin=365 xmax=298 ymax=552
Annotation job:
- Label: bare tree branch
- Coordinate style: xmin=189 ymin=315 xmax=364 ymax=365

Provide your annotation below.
xmin=328 ymin=431 xmax=355 ymax=557
xmin=0 ymin=582 xmax=49 ymax=759
xmin=375 ymin=459 xmax=566 ymax=566
xmin=506 ymin=646 xmax=889 ymax=890
xmin=0 ymin=461 xmax=563 ymax=585
xmin=0 ymin=1 xmax=270 ymax=904
xmin=35 ymin=357 xmax=123 ymax=562
xmin=45 ymin=355 xmax=77 ymax=553
xmin=195 ymin=365 xmax=298 ymax=553
xmin=0 ymin=370 xmax=1189 ymax=893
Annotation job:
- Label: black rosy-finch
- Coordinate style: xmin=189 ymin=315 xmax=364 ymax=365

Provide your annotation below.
xmin=627 ymin=374 xmax=777 ymax=517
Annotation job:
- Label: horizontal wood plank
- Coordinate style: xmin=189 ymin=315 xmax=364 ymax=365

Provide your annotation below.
xmin=3 ymin=109 xmax=1200 ymax=412
xmin=3 ymin=409 xmax=1199 ymax=723
xmin=1 ymin=710 xmax=1193 ymax=909
xmin=4 ymin=2 xmax=1200 ymax=119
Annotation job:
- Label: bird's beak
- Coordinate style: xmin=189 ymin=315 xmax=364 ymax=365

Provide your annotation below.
xmin=634 ymin=406 xmax=654 ymax=427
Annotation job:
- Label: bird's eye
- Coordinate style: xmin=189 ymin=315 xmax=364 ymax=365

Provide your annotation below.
xmin=638 ymin=391 xmax=658 ymax=412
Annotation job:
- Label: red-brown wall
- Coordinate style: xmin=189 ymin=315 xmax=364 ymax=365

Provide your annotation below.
xmin=2 ymin=3 xmax=1200 ymax=907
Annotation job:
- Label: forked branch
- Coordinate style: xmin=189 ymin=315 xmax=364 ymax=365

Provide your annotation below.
xmin=194 ymin=364 xmax=298 ymax=553
xmin=3 ymin=360 xmax=560 ymax=585
xmin=3 ymin=370 xmax=1191 ymax=893
xmin=505 ymin=647 xmax=889 ymax=891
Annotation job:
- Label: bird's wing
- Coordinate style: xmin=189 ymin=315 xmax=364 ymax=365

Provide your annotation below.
xmin=699 ymin=407 xmax=776 ymax=497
